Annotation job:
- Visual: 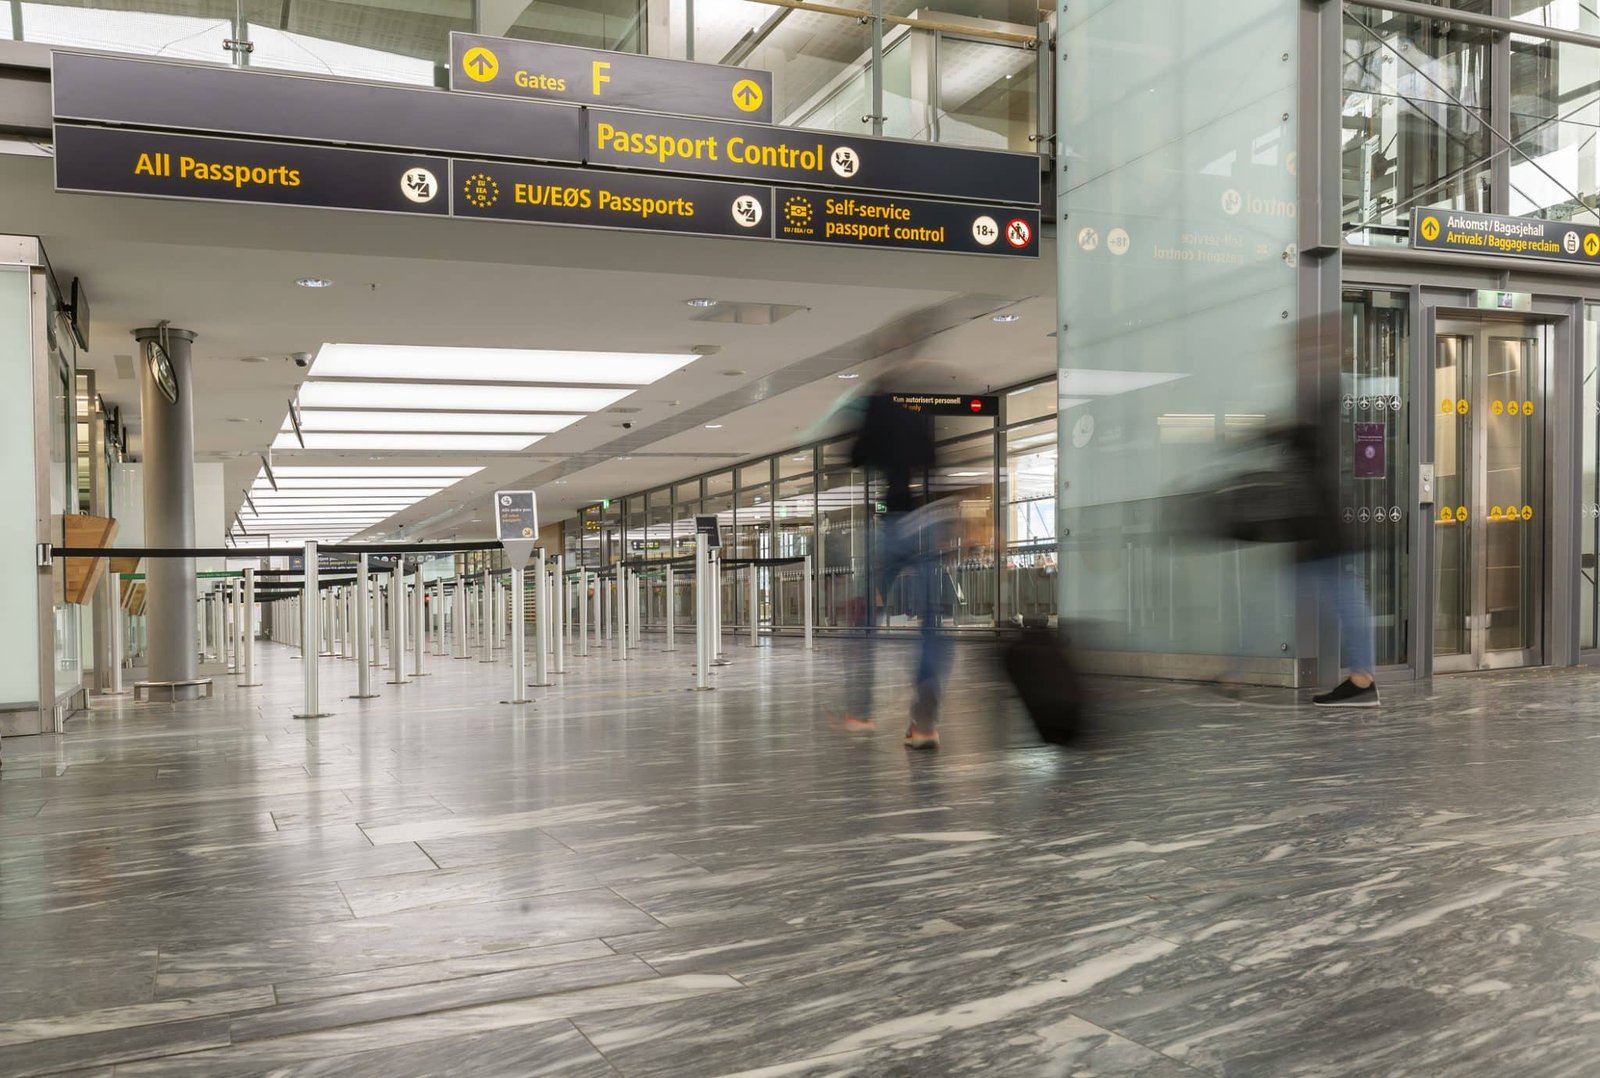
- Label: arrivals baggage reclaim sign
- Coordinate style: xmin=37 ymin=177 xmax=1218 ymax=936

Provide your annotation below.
xmin=51 ymin=42 xmax=1041 ymax=258
xmin=1412 ymin=208 xmax=1600 ymax=265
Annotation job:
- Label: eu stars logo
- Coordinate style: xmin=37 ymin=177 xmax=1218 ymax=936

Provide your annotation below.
xmin=783 ymin=194 xmax=816 ymax=237
xmin=463 ymin=171 xmax=500 ymax=210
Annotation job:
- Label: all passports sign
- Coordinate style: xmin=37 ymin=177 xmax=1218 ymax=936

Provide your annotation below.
xmin=496 ymin=490 xmax=538 ymax=570
xmin=1413 ymin=209 xmax=1600 ymax=265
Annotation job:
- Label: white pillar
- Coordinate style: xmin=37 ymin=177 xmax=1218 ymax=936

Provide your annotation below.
xmin=803 ymin=554 xmax=815 ymax=650
xmin=508 ymin=564 xmax=531 ymax=703
xmin=354 ymin=554 xmax=376 ymax=698
xmin=412 ymin=565 xmax=427 ymax=676
xmin=295 ymin=541 xmax=328 ymax=718
xmin=666 ymin=564 xmax=676 ymax=652
xmin=240 ymin=570 xmax=260 ymax=685
xmin=387 ymin=570 xmax=407 ymax=685
xmin=748 ymin=564 xmax=759 ymax=646
xmin=553 ymin=555 xmax=566 ymax=675
xmin=533 ymin=548 xmax=551 ymax=686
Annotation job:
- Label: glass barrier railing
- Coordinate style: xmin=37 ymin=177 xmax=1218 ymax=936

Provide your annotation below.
xmin=5 ymin=0 xmax=1046 ymax=152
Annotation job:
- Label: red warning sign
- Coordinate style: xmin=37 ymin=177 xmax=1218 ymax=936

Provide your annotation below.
xmin=1006 ymin=218 xmax=1033 ymax=248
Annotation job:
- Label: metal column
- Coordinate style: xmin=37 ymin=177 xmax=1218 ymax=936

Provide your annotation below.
xmin=295 ymin=541 xmax=329 ymax=718
xmin=506 ymin=564 xmax=532 ymax=704
xmin=579 ymin=569 xmax=590 ymax=656
xmin=412 ymin=565 xmax=427 ymax=677
xmin=532 ymin=548 xmax=551 ymax=686
xmin=352 ymin=555 xmax=376 ymax=699
xmin=666 ymin=565 xmax=676 ymax=652
xmin=387 ymin=570 xmax=407 ymax=685
xmin=748 ymin=564 xmax=759 ymax=646
xmin=553 ymin=555 xmax=566 ymax=675
xmin=803 ymin=554 xmax=815 ymax=650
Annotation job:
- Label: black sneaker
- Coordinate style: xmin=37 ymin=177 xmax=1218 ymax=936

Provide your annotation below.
xmin=1313 ymin=679 xmax=1379 ymax=708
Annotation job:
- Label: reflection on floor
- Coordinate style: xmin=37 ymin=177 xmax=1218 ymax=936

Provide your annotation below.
xmin=2 ymin=632 xmax=1599 ymax=1075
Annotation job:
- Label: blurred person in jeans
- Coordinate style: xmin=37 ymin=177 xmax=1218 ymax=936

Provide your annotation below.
xmin=841 ymin=367 xmax=955 ymax=748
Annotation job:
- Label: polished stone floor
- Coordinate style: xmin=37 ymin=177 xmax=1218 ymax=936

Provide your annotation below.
xmin=3 ymin=628 xmax=1600 ymax=1076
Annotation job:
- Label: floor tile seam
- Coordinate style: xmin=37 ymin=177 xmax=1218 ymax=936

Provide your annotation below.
xmin=269 ymin=943 xmax=630 ymax=1005
xmin=567 ymin=1016 xmax=629 ymax=1076
xmin=1060 ymin=1006 xmax=1222 ymax=1076
xmin=229 ymin=963 xmax=672 ymax=1047
xmin=603 ymin=885 xmax=674 ymax=931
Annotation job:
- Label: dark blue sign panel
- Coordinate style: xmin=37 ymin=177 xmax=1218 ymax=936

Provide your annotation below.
xmin=451 ymin=32 xmax=773 ymax=123
xmin=451 ymin=160 xmax=772 ymax=240
xmin=54 ymin=125 xmax=449 ymax=216
xmin=587 ymin=108 xmax=1041 ymax=206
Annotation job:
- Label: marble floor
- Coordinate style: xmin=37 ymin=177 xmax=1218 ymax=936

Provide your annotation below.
xmin=3 ymin=631 xmax=1600 ymax=1076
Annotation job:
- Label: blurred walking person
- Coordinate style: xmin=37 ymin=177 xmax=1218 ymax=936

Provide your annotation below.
xmin=841 ymin=366 xmax=955 ymax=749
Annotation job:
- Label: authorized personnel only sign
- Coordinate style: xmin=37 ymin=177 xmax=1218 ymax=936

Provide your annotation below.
xmin=1412 ymin=208 xmax=1600 ymax=265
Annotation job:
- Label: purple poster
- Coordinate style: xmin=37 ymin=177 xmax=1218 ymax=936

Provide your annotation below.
xmin=1355 ymin=423 xmax=1386 ymax=479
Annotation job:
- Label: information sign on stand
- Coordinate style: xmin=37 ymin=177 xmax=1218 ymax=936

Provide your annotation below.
xmin=694 ymin=514 xmax=721 ymax=549
xmin=496 ymin=490 xmax=539 ymax=569
xmin=495 ymin=490 xmax=538 ymax=706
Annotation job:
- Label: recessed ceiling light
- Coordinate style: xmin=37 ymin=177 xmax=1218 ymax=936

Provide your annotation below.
xmin=721 ymin=369 xmax=746 ymax=377
xmin=297 ymin=382 xmax=632 ymax=414
xmin=296 ymin=277 xmax=333 ymax=288
xmin=704 ymin=423 xmax=723 ymax=429
xmin=291 ymin=410 xmax=581 ymax=435
xmin=225 ymin=417 xmax=251 ymax=423
xmin=308 ymin=344 xmax=695 ymax=386
xmin=992 ymin=313 xmax=1022 ymax=323
xmin=685 ymin=298 xmax=719 ymax=308
xmin=272 ymin=432 xmax=541 ymax=452
xmin=239 ymin=356 xmax=270 ymax=364
xmin=837 ymin=372 xmax=860 ymax=380
xmin=792 ymin=455 xmax=807 ymax=461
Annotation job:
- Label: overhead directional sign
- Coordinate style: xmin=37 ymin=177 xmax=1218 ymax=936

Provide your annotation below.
xmin=54 ymin=125 xmax=449 ymax=216
xmin=774 ymin=189 xmax=1039 ymax=257
xmin=52 ymin=52 xmax=583 ymax=164
xmin=1413 ymin=208 xmax=1600 ymax=266
xmin=452 ymin=160 xmax=772 ymax=240
xmin=450 ymin=32 xmax=773 ymax=123
xmin=587 ymin=109 xmax=1041 ymax=206
xmin=890 ymin=393 xmax=1000 ymax=417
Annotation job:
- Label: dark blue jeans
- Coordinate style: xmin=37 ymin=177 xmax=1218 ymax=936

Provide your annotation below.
xmin=845 ymin=512 xmax=952 ymax=719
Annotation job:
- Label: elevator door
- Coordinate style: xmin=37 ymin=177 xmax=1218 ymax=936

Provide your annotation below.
xmin=1433 ymin=320 xmax=1545 ymax=671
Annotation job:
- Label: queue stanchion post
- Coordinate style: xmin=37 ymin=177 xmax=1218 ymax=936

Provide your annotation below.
xmin=666 ymin=565 xmax=676 ymax=652
xmin=531 ymin=547 xmax=552 ymax=687
xmin=600 ymin=571 xmax=610 ymax=645
xmin=352 ymin=554 xmax=377 ymax=699
xmin=748 ymin=564 xmax=758 ymax=647
xmin=387 ymin=567 xmax=407 ymax=685
xmin=433 ymin=579 xmax=445 ymax=656
xmin=504 ymin=563 xmax=532 ymax=704
xmin=694 ymin=535 xmax=711 ymax=691
xmin=476 ymin=575 xmax=489 ymax=658
xmin=294 ymin=541 xmax=331 ymax=719
xmin=712 ymin=548 xmax=730 ymax=666
xmin=578 ymin=569 xmax=589 ymax=657
xmin=240 ymin=567 xmax=261 ymax=687
xmin=454 ymin=579 xmax=468 ymax=659
xmin=617 ymin=566 xmax=629 ymax=661
xmin=632 ymin=572 xmax=642 ymax=648
xmin=553 ymin=555 xmax=566 ymax=675
xmin=803 ymin=554 xmax=815 ymax=650
xmin=411 ymin=565 xmax=428 ymax=677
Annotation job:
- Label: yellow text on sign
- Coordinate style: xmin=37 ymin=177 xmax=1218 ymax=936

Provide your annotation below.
xmin=732 ymin=79 xmax=764 ymax=113
xmin=462 ymin=46 xmax=498 ymax=83
xmin=593 ymin=60 xmax=611 ymax=95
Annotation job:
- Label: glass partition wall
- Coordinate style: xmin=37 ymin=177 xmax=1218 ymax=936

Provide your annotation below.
xmin=8 ymin=2 xmax=1049 ymax=152
xmin=574 ymin=374 xmax=1058 ymax=636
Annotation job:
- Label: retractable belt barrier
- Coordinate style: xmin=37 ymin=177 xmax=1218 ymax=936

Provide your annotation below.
xmin=68 ymin=540 xmax=817 ymax=715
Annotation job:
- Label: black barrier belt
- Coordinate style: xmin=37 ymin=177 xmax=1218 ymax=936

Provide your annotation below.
xmin=53 ymin=540 xmax=505 ymax=558
xmin=618 ymin=556 xmax=806 ymax=570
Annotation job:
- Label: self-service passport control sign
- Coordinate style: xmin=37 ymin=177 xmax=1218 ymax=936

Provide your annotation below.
xmin=451 ymin=32 xmax=772 ymax=123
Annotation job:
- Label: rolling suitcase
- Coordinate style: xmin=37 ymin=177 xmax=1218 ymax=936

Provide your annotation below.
xmin=1002 ymin=628 xmax=1086 ymax=745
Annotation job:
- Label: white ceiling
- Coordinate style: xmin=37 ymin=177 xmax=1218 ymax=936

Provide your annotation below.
xmin=0 ymin=148 xmax=1055 ymax=543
